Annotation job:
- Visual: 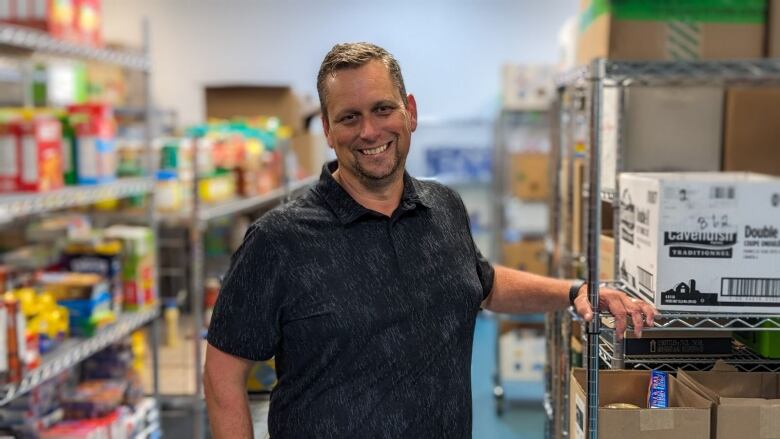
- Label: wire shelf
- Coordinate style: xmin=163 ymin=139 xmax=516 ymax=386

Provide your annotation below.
xmin=557 ymin=59 xmax=780 ymax=87
xmin=0 ymin=177 xmax=154 ymax=223
xmin=0 ymin=24 xmax=149 ymax=70
xmin=599 ymin=337 xmax=780 ymax=372
xmin=0 ymin=307 xmax=159 ymax=406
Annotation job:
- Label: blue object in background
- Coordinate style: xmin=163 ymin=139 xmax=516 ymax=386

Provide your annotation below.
xmin=425 ymin=146 xmax=493 ymax=183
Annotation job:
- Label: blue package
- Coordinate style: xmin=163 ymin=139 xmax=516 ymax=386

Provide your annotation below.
xmin=648 ymin=370 xmax=669 ymax=408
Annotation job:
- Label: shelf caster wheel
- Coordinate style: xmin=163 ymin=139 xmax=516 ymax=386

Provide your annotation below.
xmin=493 ymin=385 xmax=505 ymax=417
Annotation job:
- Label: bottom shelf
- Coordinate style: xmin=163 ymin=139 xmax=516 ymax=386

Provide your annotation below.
xmin=599 ymin=337 xmax=780 ymax=372
xmin=0 ymin=307 xmax=160 ymax=406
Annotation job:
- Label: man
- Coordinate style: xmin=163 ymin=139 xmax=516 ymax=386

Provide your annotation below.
xmin=204 ymin=42 xmax=656 ymax=439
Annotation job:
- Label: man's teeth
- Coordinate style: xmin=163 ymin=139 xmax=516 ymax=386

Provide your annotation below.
xmin=361 ymin=143 xmax=389 ymax=155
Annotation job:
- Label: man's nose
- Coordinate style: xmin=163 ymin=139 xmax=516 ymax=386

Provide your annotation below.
xmin=359 ymin=117 xmax=381 ymax=141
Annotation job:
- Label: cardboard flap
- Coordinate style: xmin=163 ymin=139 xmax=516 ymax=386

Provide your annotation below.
xmin=670 ymin=375 xmax=713 ymax=409
xmin=678 ymin=370 xmax=780 ymax=400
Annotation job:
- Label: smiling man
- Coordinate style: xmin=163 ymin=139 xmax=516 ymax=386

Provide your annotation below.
xmin=203 ymin=42 xmax=656 ymax=439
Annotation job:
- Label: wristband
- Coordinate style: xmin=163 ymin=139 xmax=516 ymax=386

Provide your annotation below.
xmin=569 ymin=280 xmax=585 ymax=306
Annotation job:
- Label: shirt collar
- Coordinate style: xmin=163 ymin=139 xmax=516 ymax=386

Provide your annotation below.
xmin=316 ymin=160 xmax=433 ymax=225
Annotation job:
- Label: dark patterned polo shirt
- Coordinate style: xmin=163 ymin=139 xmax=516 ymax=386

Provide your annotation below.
xmin=207 ymin=160 xmax=495 ymax=438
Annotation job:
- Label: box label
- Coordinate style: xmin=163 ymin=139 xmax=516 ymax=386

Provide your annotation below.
xmin=0 ymin=134 xmax=16 ymax=178
xmin=620 ymin=174 xmax=780 ymax=312
xmin=21 ymin=135 xmax=38 ymax=184
xmin=574 ymin=393 xmax=585 ymax=439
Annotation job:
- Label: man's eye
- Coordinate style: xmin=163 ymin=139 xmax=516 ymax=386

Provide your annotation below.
xmin=376 ymin=106 xmax=392 ymax=115
xmin=339 ymin=114 xmax=357 ymax=124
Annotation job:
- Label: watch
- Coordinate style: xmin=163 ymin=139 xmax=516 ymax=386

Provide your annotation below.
xmin=569 ymin=279 xmax=585 ymax=306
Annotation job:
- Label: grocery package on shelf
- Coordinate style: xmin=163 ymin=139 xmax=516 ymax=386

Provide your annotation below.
xmin=0 ymin=220 xmax=156 ymax=386
xmin=0 ymin=0 xmax=103 ymax=47
xmin=67 ymin=103 xmax=117 ymax=185
xmin=0 ymin=103 xmax=123 ymax=193
xmin=569 ymin=368 xmax=711 ymax=439
xmin=38 ymin=272 xmax=112 ymax=337
xmin=576 ymin=0 xmax=766 ymax=65
xmin=103 ymin=225 xmax=157 ymax=311
xmin=155 ymin=118 xmax=285 ymax=211
xmin=0 ymin=340 xmax=155 ymax=438
xmin=619 ymin=172 xmax=780 ymax=313
xmin=0 ymin=109 xmax=64 ymax=193
xmin=0 ymin=373 xmax=68 ymax=436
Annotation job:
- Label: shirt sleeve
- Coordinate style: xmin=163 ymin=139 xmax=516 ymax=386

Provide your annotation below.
xmin=206 ymin=223 xmax=284 ymax=361
xmin=473 ymin=241 xmax=495 ymax=301
xmin=448 ymin=185 xmax=495 ymax=300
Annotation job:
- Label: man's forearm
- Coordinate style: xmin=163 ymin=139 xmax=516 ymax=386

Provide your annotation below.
xmin=204 ymin=369 xmax=254 ymax=439
xmin=481 ymin=265 xmax=571 ymax=314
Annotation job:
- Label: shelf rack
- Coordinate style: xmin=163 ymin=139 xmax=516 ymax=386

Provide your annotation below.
xmin=0 ymin=308 xmax=159 ymax=406
xmin=0 ymin=19 xmax=162 ymax=430
xmin=0 ymin=177 xmax=154 ymax=223
xmin=548 ymin=58 xmax=780 ymax=439
xmin=0 ymin=24 xmax=149 ymax=71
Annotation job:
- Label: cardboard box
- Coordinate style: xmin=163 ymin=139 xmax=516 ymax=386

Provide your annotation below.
xmin=677 ymin=369 xmax=780 ymax=439
xmin=570 ymin=368 xmax=711 ymax=439
xmin=601 ymin=86 xmax=724 ymax=193
xmin=499 ymin=329 xmax=545 ymax=382
xmin=205 ymin=85 xmax=303 ymax=132
xmin=601 ymin=322 xmax=733 ymax=357
xmin=599 ymin=234 xmax=615 ymax=281
xmin=619 ymin=172 xmax=780 ymax=313
xmin=501 ymin=64 xmax=554 ymax=111
xmin=769 ymin=0 xmax=780 ymax=57
xmin=503 ymin=239 xmax=548 ymax=275
xmin=577 ymin=0 xmax=766 ymax=65
xmin=509 ymin=152 xmax=549 ymax=201
xmin=723 ymin=87 xmax=780 ymax=176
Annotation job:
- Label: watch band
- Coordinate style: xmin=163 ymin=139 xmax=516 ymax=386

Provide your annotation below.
xmin=569 ymin=279 xmax=585 ymax=306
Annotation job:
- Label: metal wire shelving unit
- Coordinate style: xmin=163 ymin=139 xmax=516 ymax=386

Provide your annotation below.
xmin=547 ymin=58 xmax=780 ymax=439
xmin=0 ymin=21 xmax=162 ymax=435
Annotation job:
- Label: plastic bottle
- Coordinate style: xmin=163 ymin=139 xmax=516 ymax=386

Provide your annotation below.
xmin=163 ymin=298 xmax=179 ymax=347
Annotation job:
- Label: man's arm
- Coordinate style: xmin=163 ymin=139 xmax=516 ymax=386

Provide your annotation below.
xmin=482 ymin=265 xmax=657 ymax=337
xmin=204 ymin=343 xmax=255 ymax=439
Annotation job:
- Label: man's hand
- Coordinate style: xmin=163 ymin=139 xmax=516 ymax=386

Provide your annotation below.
xmin=572 ymin=284 xmax=658 ymax=339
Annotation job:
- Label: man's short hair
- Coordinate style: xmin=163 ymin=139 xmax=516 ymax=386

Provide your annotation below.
xmin=317 ymin=42 xmax=408 ymax=120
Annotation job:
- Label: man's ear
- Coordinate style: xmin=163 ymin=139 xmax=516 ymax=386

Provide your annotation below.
xmin=321 ymin=115 xmax=333 ymax=148
xmin=406 ymin=94 xmax=418 ymax=132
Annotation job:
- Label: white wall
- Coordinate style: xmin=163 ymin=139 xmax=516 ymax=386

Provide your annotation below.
xmin=103 ymin=0 xmax=576 ymax=126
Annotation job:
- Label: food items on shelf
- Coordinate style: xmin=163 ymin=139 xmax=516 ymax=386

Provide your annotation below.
xmin=103 ymin=225 xmax=156 ymax=311
xmin=68 ymin=103 xmax=117 ymax=185
xmin=647 ymin=370 xmax=668 ymax=408
xmin=0 ymin=0 xmax=103 ymax=47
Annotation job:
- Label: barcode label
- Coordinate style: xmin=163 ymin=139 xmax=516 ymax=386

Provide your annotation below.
xmin=638 ymin=266 xmax=654 ymax=291
xmin=710 ymin=186 xmax=735 ymax=200
xmin=721 ymin=278 xmax=780 ymax=297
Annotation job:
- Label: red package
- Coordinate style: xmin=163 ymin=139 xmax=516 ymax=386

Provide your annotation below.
xmin=14 ymin=114 xmax=63 ymax=192
xmin=73 ymin=0 xmax=101 ymax=46
xmin=0 ymin=0 xmax=77 ymax=41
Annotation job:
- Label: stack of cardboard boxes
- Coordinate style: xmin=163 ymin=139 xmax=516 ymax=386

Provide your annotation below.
xmin=571 ymin=365 xmax=780 ymax=439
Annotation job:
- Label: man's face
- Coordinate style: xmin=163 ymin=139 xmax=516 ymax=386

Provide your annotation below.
xmin=322 ymin=60 xmax=417 ymax=187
